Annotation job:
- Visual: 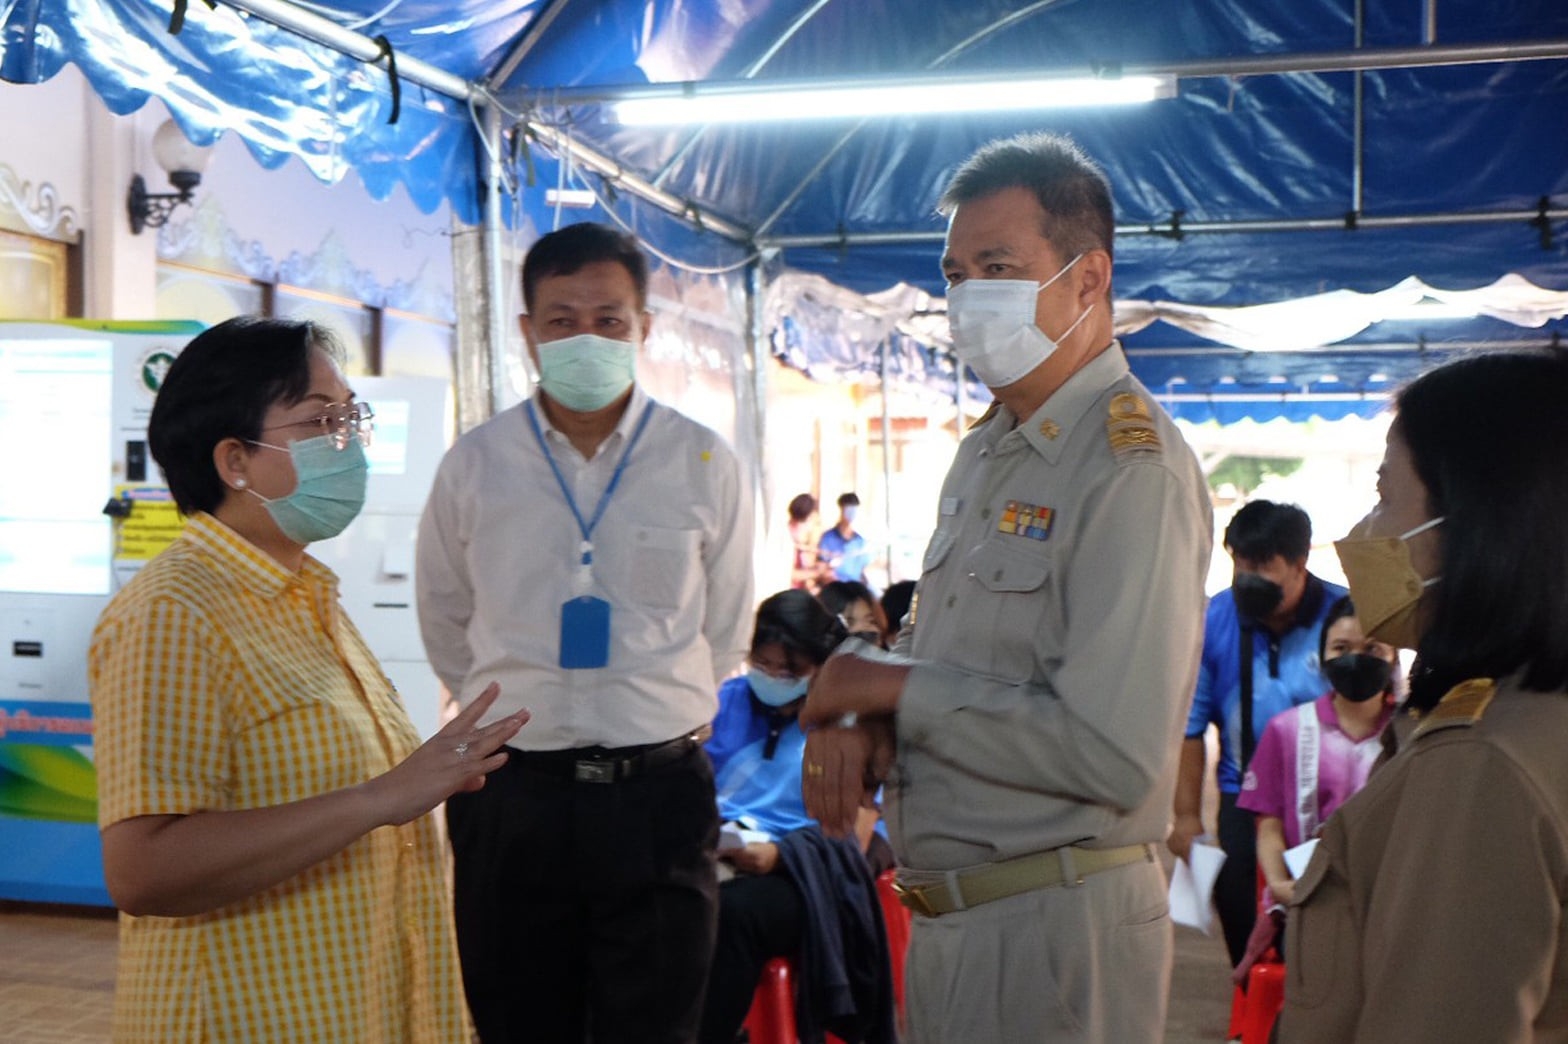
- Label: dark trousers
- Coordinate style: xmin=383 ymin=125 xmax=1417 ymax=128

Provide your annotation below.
xmin=698 ymin=872 xmax=804 ymax=1044
xmin=447 ymin=743 xmax=720 ymax=1044
xmin=1215 ymin=791 xmax=1259 ymax=967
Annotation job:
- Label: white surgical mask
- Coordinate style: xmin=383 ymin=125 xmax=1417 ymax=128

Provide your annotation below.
xmin=536 ymin=333 xmax=637 ymax=412
xmin=945 ymin=253 xmax=1092 ymax=389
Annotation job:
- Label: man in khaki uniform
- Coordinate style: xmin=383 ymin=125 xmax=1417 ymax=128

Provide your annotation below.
xmin=801 ymin=133 xmax=1212 ymax=1042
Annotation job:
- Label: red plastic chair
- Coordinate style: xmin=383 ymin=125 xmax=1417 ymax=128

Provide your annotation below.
xmin=741 ymin=869 xmax=911 ymax=1043
xmin=1227 ymin=867 xmax=1286 ymax=1044
xmin=874 ymin=868 xmax=912 ymax=1018
xmin=1241 ymin=958 xmax=1286 ymax=1043
xmin=742 ymin=957 xmax=797 ymax=1044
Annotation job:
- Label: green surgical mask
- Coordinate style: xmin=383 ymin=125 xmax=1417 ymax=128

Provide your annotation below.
xmin=245 ymin=434 xmax=368 ymax=544
xmin=536 ymin=334 xmax=637 ymax=412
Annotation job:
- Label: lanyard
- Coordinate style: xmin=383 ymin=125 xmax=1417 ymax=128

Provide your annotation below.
xmin=525 ymin=399 xmax=654 ymax=574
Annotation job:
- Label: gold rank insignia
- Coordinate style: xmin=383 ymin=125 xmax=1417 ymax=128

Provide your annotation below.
xmin=1106 ymin=392 xmax=1161 ymax=458
xmin=1038 ymin=418 xmax=1061 ymax=440
xmin=1413 ymin=677 xmax=1497 ymax=739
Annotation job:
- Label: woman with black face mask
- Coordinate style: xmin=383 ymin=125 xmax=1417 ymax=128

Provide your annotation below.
xmin=1240 ymin=595 xmax=1396 ymax=899
xmin=1228 ymin=597 xmax=1396 ymax=986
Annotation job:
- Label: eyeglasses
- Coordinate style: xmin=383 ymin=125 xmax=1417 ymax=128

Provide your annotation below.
xmin=261 ymin=401 xmax=375 ymax=451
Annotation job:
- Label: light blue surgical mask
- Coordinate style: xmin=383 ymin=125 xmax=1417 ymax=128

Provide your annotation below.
xmin=245 ymin=434 xmax=368 ymax=544
xmin=746 ymin=666 xmax=809 ymax=708
xmin=536 ymin=333 xmax=638 ymax=412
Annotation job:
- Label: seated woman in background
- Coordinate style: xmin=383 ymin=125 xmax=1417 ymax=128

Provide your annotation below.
xmin=878 ymin=579 xmax=917 ymax=648
xmin=818 ymin=579 xmax=888 ymax=646
xmin=1240 ymin=595 xmax=1398 ymax=908
xmin=90 ymin=317 xmax=525 ymax=1042
xmin=700 ymin=589 xmax=896 ymax=1044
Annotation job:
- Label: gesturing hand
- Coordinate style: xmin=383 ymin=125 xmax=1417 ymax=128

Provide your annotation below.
xmin=365 ymin=682 xmax=528 ymax=826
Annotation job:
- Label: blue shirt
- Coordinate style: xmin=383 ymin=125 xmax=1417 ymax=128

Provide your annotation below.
xmin=818 ymin=526 xmax=871 ymax=583
xmin=705 ymin=676 xmax=814 ymax=839
xmin=1184 ymin=574 xmax=1348 ymax=793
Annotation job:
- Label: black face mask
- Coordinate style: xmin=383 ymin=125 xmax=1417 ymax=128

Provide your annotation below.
xmin=1232 ymin=573 xmax=1284 ymax=623
xmin=1323 ymin=653 xmax=1394 ymax=703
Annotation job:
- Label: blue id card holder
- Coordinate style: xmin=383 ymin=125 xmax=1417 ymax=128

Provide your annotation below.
xmin=560 ymin=594 xmax=611 ymax=669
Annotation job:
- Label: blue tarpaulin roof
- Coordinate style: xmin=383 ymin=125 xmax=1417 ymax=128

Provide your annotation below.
xmin=5 ymin=0 xmax=1567 ymax=420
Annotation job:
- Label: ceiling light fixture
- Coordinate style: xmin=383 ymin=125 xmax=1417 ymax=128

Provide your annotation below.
xmin=610 ymin=72 xmax=1177 ymax=126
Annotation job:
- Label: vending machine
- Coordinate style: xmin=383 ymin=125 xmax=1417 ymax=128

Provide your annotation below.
xmin=0 ymin=321 xmax=451 ymax=905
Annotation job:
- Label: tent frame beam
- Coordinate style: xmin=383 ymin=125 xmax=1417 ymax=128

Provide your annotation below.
xmin=223 ymin=0 xmax=476 ymax=100
xmin=758 ymin=204 xmax=1568 ymax=249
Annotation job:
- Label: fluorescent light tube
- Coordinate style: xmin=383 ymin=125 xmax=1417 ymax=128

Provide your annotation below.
xmin=545 ymin=188 xmax=597 ymax=208
xmin=613 ymin=75 xmax=1175 ymax=125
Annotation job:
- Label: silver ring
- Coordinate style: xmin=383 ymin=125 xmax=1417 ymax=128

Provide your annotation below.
xmin=455 ymin=741 xmax=470 ymax=759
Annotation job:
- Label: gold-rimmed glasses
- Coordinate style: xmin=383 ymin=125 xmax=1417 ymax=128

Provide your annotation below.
xmin=261 ymin=401 xmax=375 ymax=451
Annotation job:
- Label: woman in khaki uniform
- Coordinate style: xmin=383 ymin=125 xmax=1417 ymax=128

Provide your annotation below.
xmin=1279 ymin=349 xmax=1568 ymax=1042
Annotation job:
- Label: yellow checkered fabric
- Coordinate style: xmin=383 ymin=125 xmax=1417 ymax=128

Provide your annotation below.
xmin=90 ymin=513 xmax=472 ymax=1043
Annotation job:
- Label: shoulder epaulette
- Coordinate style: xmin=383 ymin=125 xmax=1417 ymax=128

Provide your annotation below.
xmin=1412 ymin=678 xmax=1497 ymax=739
xmin=1106 ymin=391 xmax=1162 ymax=461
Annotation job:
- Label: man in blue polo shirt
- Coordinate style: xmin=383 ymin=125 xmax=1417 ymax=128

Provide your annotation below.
xmin=817 ymin=491 xmax=872 ymax=585
xmin=1168 ymin=500 xmax=1347 ymax=968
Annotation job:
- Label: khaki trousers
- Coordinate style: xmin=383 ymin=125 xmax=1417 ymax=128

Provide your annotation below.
xmin=903 ymin=858 xmax=1171 ymax=1043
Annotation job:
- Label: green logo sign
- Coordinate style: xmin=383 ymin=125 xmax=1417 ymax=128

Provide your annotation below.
xmin=141 ymin=350 xmax=177 ymax=393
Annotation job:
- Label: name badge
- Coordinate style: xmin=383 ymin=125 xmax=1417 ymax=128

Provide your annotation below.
xmin=940 ymin=496 xmax=961 ymax=516
xmin=560 ymin=595 xmax=610 ymax=669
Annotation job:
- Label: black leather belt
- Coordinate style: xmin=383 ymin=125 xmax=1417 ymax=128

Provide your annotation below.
xmin=509 ymin=733 xmax=700 ymax=784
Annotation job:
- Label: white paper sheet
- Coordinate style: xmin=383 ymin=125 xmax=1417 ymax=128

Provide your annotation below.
xmin=718 ymin=822 xmax=770 ymax=852
xmin=1168 ymin=837 xmax=1227 ymax=936
xmin=1284 ymin=838 xmax=1320 ymax=880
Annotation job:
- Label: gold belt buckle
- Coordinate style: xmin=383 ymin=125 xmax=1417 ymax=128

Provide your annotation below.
xmin=891 ymin=879 xmax=939 ymax=918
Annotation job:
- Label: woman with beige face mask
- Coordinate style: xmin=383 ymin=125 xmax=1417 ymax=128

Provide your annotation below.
xmin=1278 ymin=349 xmax=1568 ymax=1043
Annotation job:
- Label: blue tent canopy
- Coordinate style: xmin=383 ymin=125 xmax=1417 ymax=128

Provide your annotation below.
xmin=5 ymin=0 xmax=1566 ymax=421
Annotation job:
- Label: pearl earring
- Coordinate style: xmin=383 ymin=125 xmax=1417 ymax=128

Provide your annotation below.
xmin=234 ymin=478 xmax=248 ymax=489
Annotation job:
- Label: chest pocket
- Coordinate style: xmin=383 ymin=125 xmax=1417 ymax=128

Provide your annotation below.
xmin=955 ymin=539 xmax=1054 ymax=681
xmin=627 ymin=525 xmax=703 ymax=610
xmin=970 ymin=539 xmax=1052 ymax=594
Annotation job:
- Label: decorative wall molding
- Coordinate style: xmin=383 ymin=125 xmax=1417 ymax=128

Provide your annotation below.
xmin=0 ymin=162 xmax=80 ymax=240
xmin=278 ymin=231 xmax=386 ymax=305
xmin=159 ymin=200 xmax=277 ymax=281
xmin=159 ymin=199 xmax=454 ymax=321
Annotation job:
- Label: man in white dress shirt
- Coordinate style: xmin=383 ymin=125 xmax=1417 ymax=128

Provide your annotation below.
xmin=416 ymin=222 xmax=755 ymax=1043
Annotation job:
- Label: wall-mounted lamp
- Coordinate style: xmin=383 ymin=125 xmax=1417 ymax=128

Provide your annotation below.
xmin=127 ymin=119 xmax=213 ymax=234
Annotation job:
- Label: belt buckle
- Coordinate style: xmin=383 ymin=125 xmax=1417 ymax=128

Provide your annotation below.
xmin=891 ymin=879 xmax=939 ymax=918
xmin=573 ymin=759 xmax=616 ymax=784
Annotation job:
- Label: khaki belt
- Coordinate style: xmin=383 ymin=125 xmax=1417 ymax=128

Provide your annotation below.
xmin=892 ymin=843 xmax=1155 ymax=917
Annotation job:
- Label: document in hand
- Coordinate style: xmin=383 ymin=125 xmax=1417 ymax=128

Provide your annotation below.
xmin=1283 ymin=838 xmax=1320 ymax=880
xmin=1168 ymin=837 xmax=1226 ymax=936
xmin=718 ymin=822 xmax=770 ymax=852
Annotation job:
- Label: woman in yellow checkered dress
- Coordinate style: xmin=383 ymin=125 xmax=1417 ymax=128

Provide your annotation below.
xmin=89 ymin=317 xmax=527 ymax=1042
